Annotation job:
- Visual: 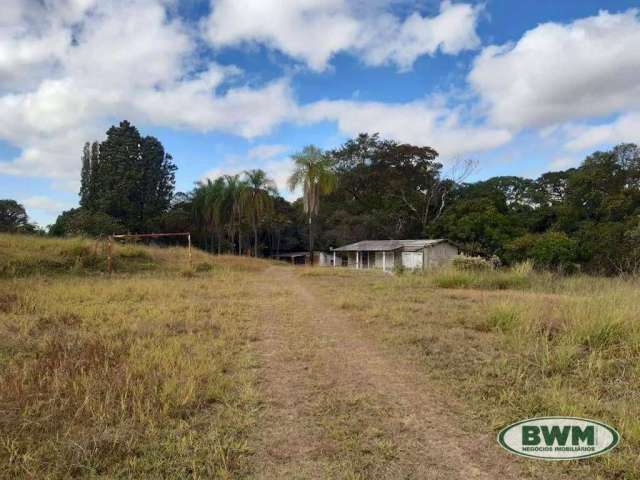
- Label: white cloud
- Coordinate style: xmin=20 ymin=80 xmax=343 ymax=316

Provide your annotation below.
xmin=0 ymin=0 xmax=295 ymax=181
xmin=21 ymin=195 xmax=71 ymax=213
xmin=247 ymin=144 xmax=288 ymax=160
xmin=360 ymin=1 xmax=481 ymax=70
xmin=548 ymin=156 xmax=580 ymax=171
xmin=469 ymin=9 xmax=640 ymax=129
xmin=564 ymin=112 xmax=640 ymax=151
xmin=204 ymin=0 xmax=481 ymax=71
xmin=299 ymin=98 xmax=512 ymax=158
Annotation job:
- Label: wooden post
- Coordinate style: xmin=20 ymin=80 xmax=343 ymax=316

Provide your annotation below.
xmin=356 ymin=251 xmax=359 ymax=269
xmin=333 ymin=251 xmax=336 ymax=268
xmin=188 ymin=233 xmax=192 ymax=269
xmin=383 ymin=250 xmax=386 ymax=272
xmin=107 ymin=235 xmax=113 ymax=274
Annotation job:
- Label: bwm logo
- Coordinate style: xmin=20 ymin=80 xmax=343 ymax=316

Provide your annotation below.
xmin=498 ymin=417 xmax=619 ymax=460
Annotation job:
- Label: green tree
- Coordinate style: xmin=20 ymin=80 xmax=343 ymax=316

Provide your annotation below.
xmin=49 ymin=208 xmax=123 ymax=237
xmin=192 ymin=178 xmax=226 ymax=253
xmin=221 ymin=175 xmax=248 ymax=255
xmin=288 ymin=145 xmax=336 ymax=263
xmin=79 ymin=142 xmax=91 ymax=208
xmin=243 ymin=169 xmax=277 ymax=257
xmin=0 ymin=199 xmax=34 ymax=233
xmin=506 ymin=232 xmax=578 ymax=270
xmin=81 ymin=120 xmax=176 ymax=232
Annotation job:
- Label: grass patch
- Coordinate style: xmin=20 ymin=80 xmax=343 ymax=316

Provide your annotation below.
xmin=431 ymin=268 xmax=530 ymax=290
xmin=301 ymin=267 xmax=640 ymax=478
xmin=0 ymin=233 xmax=273 ymax=277
xmin=486 ymin=303 xmax=522 ymax=332
xmin=0 ymin=235 xmax=271 ymax=478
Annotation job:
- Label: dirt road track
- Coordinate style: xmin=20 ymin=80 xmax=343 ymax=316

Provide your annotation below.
xmin=250 ymin=267 xmax=525 ymax=479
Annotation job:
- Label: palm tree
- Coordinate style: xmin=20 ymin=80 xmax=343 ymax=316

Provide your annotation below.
xmin=243 ymin=169 xmax=277 ymax=257
xmin=221 ymin=174 xmax=247 ymax=255
xmin=192 ymin=178 xmax=225 ymax=253
xmin=288 ymin=145 xmax=336 ymax=265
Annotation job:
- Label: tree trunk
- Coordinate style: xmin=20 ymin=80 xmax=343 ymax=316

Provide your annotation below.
xmin=217 ymin=233 xmax=221 ymax=255
xmin=253 ymin=218 xmax=258 ymax=257
xmin=308 ymin=216 xmax=314 ymax=266
xmin=238 ymin=230 xmax=243 ymax=255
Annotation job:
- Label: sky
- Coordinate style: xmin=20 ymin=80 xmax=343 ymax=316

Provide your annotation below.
xmin=1 ymin=0 xmax=640 ymax=227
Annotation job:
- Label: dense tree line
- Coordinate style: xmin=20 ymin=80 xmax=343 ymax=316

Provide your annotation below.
xmin=44 ymin=120 xmax=640 ymax=274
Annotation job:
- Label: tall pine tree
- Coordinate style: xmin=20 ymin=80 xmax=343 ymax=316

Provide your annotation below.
xmin=78 ymin=120 xmax=176 ymax=232
xmin=79 ymin=142 xmax=91 ymax=208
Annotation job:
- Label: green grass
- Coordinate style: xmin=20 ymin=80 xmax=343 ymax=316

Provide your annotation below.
xmin=430 ymin=267 xmax=531 ymax=290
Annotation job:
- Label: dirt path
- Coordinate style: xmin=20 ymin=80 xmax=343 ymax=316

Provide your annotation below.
xmin=249 ymin=266 xmax=524 ymax=479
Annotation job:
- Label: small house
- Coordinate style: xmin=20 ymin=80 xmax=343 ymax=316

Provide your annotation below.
xmin=331 ymin=239 xmax=459 ymax=272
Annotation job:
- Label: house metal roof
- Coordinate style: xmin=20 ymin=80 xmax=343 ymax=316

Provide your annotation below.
xmin=332 ymin=239 xmax=446 ymax=252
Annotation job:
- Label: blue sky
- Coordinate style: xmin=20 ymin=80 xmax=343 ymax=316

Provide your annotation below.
xmin=1 ymin=0 xmax=639 ymax=227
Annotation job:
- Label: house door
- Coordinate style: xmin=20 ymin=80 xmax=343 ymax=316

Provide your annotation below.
xmin=361 ymin=251 xmax=369 ymax=268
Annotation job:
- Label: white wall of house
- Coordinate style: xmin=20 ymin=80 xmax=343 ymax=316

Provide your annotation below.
xmin=334 ymin=242 xmax=457 ymax=271
xmin=401 ymin=251 xmax=423 ymax=269
xmin=316 ymin=252 xmax=334 ymax=266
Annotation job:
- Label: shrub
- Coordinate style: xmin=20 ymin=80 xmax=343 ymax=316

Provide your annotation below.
xmin=506 ymin=232 xmax=578 ymax=271
xmin=49 ymin=208 xmax=124 ymax=237
xmin=510 ymin=260 xmax=534 ymax=276
xmin=451 ymin=255 xmax=493 ymax=271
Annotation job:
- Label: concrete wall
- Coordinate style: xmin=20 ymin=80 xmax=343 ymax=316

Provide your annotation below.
xmin=423 ymin=242 xmax=458 ymax=268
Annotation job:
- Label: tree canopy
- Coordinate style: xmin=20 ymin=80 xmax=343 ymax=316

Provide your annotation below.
xmin=49 ymin=122 xmax=640 ymax=274
xmin=0 ymin=199 xmax=35 ymax=233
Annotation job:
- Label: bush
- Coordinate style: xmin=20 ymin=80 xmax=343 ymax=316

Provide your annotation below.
xmin=451 ymin=255 xmax=493 ymax=271
xmin=506 ymin=232 xmax=578 ymax=271
xmin=50 ymin=208 xmax=124 ymax=237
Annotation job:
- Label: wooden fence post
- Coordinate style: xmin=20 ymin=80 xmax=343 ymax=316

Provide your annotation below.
xmin=188 ymin=234 xmax=192 ymax=269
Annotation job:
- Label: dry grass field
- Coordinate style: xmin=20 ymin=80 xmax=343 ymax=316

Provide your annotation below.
xmin=1 ymin=234 xmax=638 ymax=479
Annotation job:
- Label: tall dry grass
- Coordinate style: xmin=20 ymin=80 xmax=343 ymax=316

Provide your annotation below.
xmin=0 ymin=234 xmax=271 ymax=478
xmin=0 ymin=233 xmax=272 ymax=277
xmin=301 ymin=265 xmax=640 ymax=478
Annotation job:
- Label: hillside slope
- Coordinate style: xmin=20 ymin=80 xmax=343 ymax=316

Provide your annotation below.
xmin=0 ymin=234 xmax=271 ymax=276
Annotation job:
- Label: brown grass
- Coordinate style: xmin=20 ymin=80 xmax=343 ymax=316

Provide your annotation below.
xmin=0 ymin=235 xmax=271 ymax=479
xmin=299 ymin=267 xmax=640 ymax=479
xmin=3 ymin=234 xmax=638 ymax=479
